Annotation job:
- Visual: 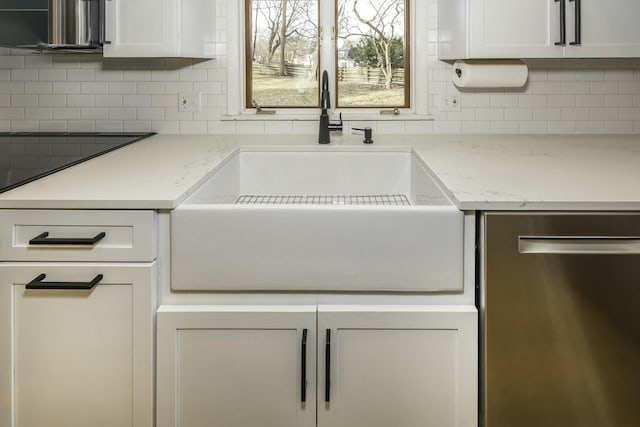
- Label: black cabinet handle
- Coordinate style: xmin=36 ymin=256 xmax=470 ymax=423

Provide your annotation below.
xmin=301 ymin=328 xmax=308 ymax=403
xmin=325 ymin=329 xmax=331 ymax=403
xmin=569 ymin=0 xmax=581 ymax=45
xmin=29 ymin=231 xmax=106 ymax=246
xmin=555 ymin=0 xmax=566 ymax=46
xmin=26 ymin=273 xmax=103 ymax=290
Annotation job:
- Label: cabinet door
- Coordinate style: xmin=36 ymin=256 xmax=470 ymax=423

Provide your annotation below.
xmin=156 ymin=306 xmax=317 ymax=427
xmin=0 ymin=263 xmax=154 ymax=427
xmin=103 ymin=0 xmax=176 ymax=57
xmin=317 ymin=306 xmax=477 ymax=427
xmin=470 ymin=0 xmax=563 ymax=58
xmin=564 ymin=0 xmax=640 ymax=57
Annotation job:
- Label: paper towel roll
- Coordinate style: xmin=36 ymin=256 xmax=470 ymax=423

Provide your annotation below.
xmin=452 ymin=60 xmax=528 ymax=88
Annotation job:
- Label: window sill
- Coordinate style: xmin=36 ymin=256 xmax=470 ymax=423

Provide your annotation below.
xmin=220 ymin=112 xmax=434 ymax=122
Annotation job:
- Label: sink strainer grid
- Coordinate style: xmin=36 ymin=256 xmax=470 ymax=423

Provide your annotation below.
xmin=235 ymin=194 xmax=411 ymax=206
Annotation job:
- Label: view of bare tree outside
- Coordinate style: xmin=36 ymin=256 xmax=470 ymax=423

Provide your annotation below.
xmin=247 ymin=0 xmax=319 ymax=107
xmin=337 ymin=0 xmax=407 ymax=108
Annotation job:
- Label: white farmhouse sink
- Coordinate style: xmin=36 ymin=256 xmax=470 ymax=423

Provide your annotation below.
xmin=170 ymin=149 xmax=463 ymax=292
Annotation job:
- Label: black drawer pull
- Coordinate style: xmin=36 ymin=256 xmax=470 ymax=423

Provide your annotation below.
xmin=325 ymin=328 xmax=331 ymax=403
xmin=29 ymin=231 xmax=106 ymax=246
xmin=555 ymin=0 xmax=566 ymax=46
xmin=26 ymin=273 xmax=104 ymax=290
xmin=301 ymin=328 xmax=308 ymax=403
xmin=569 ymin=0 xmax=581 ymax=45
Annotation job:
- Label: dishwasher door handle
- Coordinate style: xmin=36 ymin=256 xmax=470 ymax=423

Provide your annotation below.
xmin=519 ymin=236 xmax=640 ymax=254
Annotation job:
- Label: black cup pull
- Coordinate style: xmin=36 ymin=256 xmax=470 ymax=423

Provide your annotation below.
xmin=301 ymin=328 xmax=308 ymax=403
xmin=325 ymin=328 xmax=331 ymax=403
xmin=569 ymin=0 xmax=581 ymax=45
xmin=555 ymin=0 xmax=566 ymax=46
xmin=29 ymin=231 xmax=106 ymax=246
xmin=26 ymin=273 xmax=104 ymax=290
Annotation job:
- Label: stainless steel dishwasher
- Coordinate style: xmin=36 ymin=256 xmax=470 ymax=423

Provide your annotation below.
xmin=480 ymin=213 xmax=640 ymax=427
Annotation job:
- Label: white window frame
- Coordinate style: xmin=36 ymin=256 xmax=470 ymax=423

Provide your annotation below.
xmin=224 ymin=0 xmax=431 ymax=121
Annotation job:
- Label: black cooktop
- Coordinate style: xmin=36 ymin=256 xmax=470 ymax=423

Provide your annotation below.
xmin=0 ymin=132 xmax=155 ymax=194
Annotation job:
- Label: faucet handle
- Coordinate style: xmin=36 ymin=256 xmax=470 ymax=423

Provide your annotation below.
xmin=328 ymin=112 xmax=343 ymax=131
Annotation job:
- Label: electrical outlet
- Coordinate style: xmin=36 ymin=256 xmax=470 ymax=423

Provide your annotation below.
xmin=441 ymin=95 xmax=461 ymax=112
xmin=179 ymin=92 xmax=201 ymax=112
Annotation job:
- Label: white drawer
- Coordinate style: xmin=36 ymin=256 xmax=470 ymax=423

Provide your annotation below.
xmin=0 ymin=210 xmax=156 ymax=262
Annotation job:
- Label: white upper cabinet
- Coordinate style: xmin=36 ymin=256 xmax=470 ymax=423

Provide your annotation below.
xmin=103 ymin=0 xmax=216 ymax=58
xmin=439 ymin=0 xmax=640 ymax=59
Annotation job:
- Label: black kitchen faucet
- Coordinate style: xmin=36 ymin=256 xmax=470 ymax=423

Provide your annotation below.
xmin=318 ymin=70 xmax=343 ymax=144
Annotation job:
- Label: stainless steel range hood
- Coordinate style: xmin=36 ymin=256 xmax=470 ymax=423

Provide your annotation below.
xmin=0 ymin=0 xmax=105 ymax=52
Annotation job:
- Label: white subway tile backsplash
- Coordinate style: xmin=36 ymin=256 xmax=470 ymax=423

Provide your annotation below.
xmin=605 ymin=120 xmax=634 ymax=133
xmin=490 ymin=121 xmax=519 ymax=134
xmin=24 ymin=56 xmax=52 ymax=69
xmin=561 ymin=108 xmax=589 ymax=121
xmin=52 ymin=108 xmax=80 ymax=120
xmin=518 ymin=95 xmax=547 ymax=108
xmin=475 ymin=108 xmax=504 ymax=121
xmin=137 ymin=82 xmax=165 ymax=94
xmin=620 ymin=81 xmax=640 ymax=94
xmin=108 ymin=82 xmax=136 ymax=94
xmin=123 ymin=70 xmax=152 ymax=81
xmin=67 ymin=95 xmax=95 ymax=107
xmin=461 ymin=121 xmax=491 ymax=134
xmin=561 ymin=82 xmax=590 ymax=95
xmin=10 ymin=69 xmax=38 ymax=81
xmin=81 ymin=82 xmax=109 ymax=94
xmin=38 ymin=69 xmax=67 ymax=81
xmin=95 ymin=70 xmax=124 ymax=82
xmin=39 ymin=120 xmax=67 ymax=132
xmin=11 ymin=95 xmax=38 ymax=107
xmin=180 ymin=121 xmax=208 ymax=134
xmin=590 ymin=108 xmax=619 ymax=120
xmin=504 ymin=108 xmax=533 ymax=121
xmin=531 ymin=81 xmax=563 ymax=95
xmin=604 ymin=94 xmax=633 ymax=107
xmin=619 ymin=108 xmax=640 ymax=121
xmin=38 ymin=95 xmax=66 ymax=107
xmin=575 ymin=95 xmax=604 ymax=107
xmin=95 ymin=121 xmax=124 ymax=132
xmin=0 ymin=108 xmax=24 ymax=120
xmin=137 ymin=108 xmax=165 ymax=121
xmin=123 ymin=95 xmax=151 ymax=107
xmin=575 ymin=69 xmax=605 ymax=81
xmin=25 ymin=107 xmax=53 ymax=120
xmin=605 ymin=69 xmax=634 ymax=81
xmin=0 ymin=82 xmax=25 ymax=94
xmin=80 ymin=108 xmax=109 ymax=120
xmin=25 ymin=82 xmax=52 ymax=94
xmin=533 ymin=107 xmax=562 ymax=121
xmin=108 ymin=108 xmax=136 ymax=121
xmin=96 ymin=95 xmax=123 ymax=107
xmin=548 ymin=121 xmax=576 ymax=134
xmin=67 ymin=120 xmax=96 ymax=132
xmin=10 ymin=120 xmax=37 ymax=132
xmin=0 ymin=56 xmax=24 ymax=69
xmin=53 ymin=82 xmax=80 ymax=94
xmin=124 ymin=121 xmax=151 ymax=132
xmin=0 ymin=0 xmax=639 ymax=134
xmin=67 ymin=69 xmax=95 ymax=81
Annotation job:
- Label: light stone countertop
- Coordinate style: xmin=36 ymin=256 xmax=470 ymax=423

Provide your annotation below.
xmin=1 ymin=133 xmax=639 ymax=211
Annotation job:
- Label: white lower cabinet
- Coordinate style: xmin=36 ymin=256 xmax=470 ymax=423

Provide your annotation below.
xmin=0 ymin=263 xmax=155 ymax=427
xmin=157 ymin=305 xmax=477 ymax=427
